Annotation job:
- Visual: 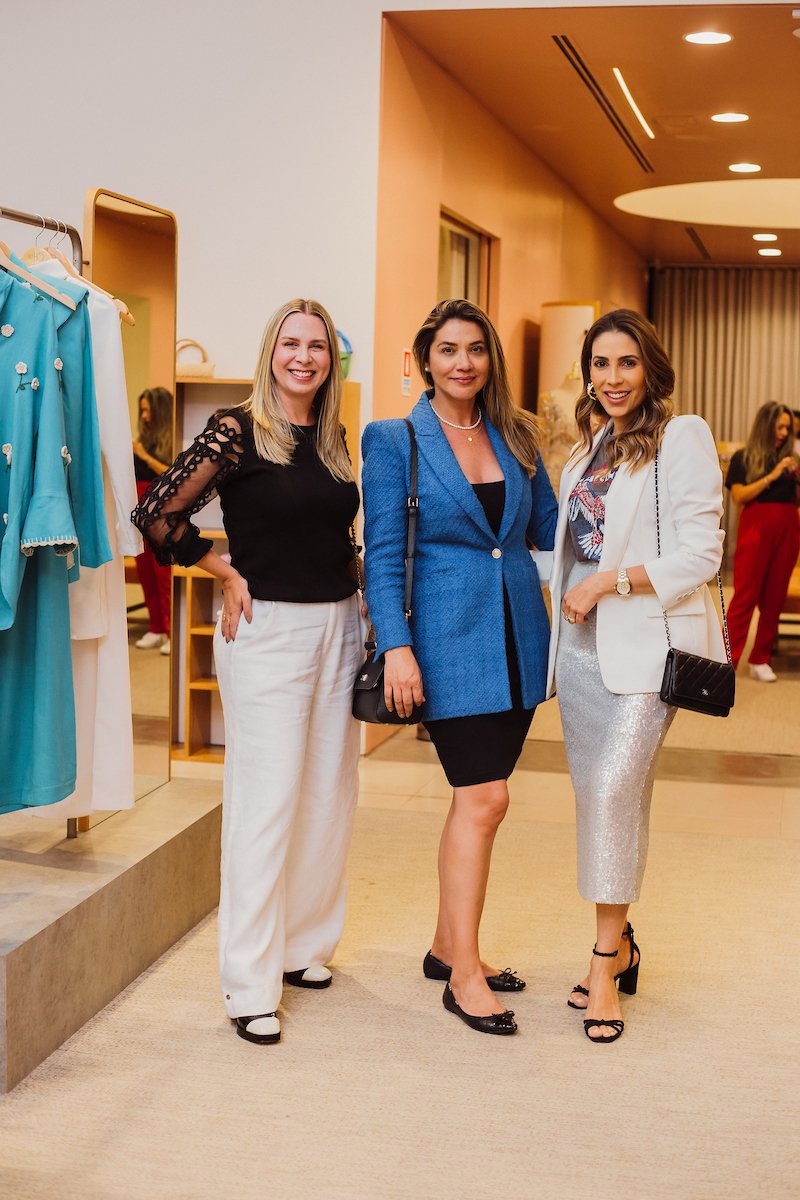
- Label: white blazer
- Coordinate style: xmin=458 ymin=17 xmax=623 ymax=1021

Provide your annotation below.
xmin=546 ymin=414 xmax=726 ymax=696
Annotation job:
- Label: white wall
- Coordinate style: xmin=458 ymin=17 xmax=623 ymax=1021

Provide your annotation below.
xmin=1 ymin=0 xmax=776 ymax=416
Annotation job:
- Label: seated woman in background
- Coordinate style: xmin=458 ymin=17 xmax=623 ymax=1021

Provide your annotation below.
xmin=362 ymin=299 xmax=558 ymax=1038
xmin=725 ymin=402 xmax=800 ymax=682
xmin=132 ymin=386 xmax=174 ymax=654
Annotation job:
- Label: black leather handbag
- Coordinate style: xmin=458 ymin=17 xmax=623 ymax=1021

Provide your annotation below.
xmin=352 ymin=419 xmax=423 ymax=725
xmin=654 ymin=455 xmax=735 ymax=718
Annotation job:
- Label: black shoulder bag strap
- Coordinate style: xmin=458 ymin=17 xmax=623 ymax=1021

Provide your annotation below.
xmin=403 ymin=418 xmax=419 ymax=618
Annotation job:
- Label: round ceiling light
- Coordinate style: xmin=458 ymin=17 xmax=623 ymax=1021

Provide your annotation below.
xmin=753 ymin=233 xmax=778 ymax=242
xmin=758 ymin=248 xmax=782 ymax=257
xmin=729 ymin=163 xmax=761 ymax=173
xmin=684 ymin=32 xmax=732 ymax=45
xmin=711 ymin=112 xmax=749 ymax=123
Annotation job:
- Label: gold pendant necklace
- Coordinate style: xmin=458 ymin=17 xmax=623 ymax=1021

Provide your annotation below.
xmin=429 ymin=399 xmax=482 ymax=442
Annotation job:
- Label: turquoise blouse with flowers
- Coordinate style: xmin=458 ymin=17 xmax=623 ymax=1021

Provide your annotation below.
xmin=0 ymin=270 xmax=78 ymax=812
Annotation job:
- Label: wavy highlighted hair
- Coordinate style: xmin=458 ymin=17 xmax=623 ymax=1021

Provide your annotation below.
xmin=412 ymin=299 xmax=541 ymax=474
xmin=242 ymin=299 xmax=353 ymax=483
xmin=572 ymin=309 xmax=674 ymax=471
xmin=741 ymin=402 xmax=795 ymax=482
xmin=138 ymin=387 xmax=174 ymax=464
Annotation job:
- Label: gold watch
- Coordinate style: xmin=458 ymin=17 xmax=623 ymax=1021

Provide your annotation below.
xmin=615 ymin=567 xmax=632 ymax=596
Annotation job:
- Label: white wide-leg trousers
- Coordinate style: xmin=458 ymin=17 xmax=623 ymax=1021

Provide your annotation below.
xmin=214 ymin=593 xmax=364 ymax=1018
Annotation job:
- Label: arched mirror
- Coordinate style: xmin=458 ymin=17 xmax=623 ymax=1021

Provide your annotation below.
xmin=84 ymin=189 xmax=178 ymax=800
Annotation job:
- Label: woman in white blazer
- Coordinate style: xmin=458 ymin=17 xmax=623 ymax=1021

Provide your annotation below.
xmin=547 ymin=309 xmax=724 ymax=1044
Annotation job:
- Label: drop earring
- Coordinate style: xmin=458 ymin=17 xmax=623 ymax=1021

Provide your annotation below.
xmin=587 ymin=381 xmax=599 ymax=401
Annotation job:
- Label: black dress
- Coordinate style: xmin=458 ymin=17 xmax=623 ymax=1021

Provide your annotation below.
xmin=423 ymin=481 xmax=535 ymax=787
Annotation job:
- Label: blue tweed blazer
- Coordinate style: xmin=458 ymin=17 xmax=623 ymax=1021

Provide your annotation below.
xmin=361 ymin=394 xmax=558 ymax=720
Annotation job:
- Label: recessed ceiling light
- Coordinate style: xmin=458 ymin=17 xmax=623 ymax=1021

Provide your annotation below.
xmin=684 ymin=31 xmax=732 ymax=45
xmin=753 ymin=233 xmax=778 ymax=242
xmin=758 ymin=248 xmax=782 ymax=257
xmin=729 ymin=163 xmax=761 ymax=173
xmin=711 ymin=112 xmax=749 ymax=124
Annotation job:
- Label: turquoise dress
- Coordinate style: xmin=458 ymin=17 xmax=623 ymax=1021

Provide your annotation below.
xmin=21 ymin=255 xmax=111 ymax=577
xmin=0 ymin=270 xmax=78 ymax=812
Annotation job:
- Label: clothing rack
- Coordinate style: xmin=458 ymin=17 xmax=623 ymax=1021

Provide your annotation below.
xmin=1 ymin=205 xmax=84 ymax=838
xmin=0 ymin=206 xmax=83 ymax=273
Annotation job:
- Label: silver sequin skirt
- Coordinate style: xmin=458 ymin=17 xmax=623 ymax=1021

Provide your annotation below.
xmin=555 ymin=560 xmax=676 ymax=904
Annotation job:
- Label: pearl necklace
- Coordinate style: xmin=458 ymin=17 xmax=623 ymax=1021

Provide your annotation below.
xmin=429 ymin=399 xmax=483 ymax=443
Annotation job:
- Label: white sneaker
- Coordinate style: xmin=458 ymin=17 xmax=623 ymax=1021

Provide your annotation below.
xmin=135 ymin=631 xmax=166 ymax=650
xmin=749 ymin=663 xmax=777 ymax=683
xmin=159 ymin=639 xmax=171 ymax=656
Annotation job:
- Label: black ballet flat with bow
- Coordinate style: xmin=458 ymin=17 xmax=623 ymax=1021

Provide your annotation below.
xmin=442 ymin=983 xmax=518 ymax=1036
xmin=423 ymin=950 xmax=526 ymax=992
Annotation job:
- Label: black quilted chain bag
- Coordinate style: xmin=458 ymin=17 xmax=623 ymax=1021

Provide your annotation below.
xmin=352 ymin=419 xmax=423 ymax=725
xmin=654 ymin=454 xmax=735 ymax=717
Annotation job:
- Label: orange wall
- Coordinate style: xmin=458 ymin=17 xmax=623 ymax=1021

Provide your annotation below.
xmin=373 ymin=21 xmax=647 ymax=422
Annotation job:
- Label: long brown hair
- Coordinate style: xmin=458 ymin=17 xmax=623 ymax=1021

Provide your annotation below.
xmin=412 ymin=299 xmax=541 ymax=474
xmin=138 ymin=387 xmax=173 ymax=463
xmin=572 ymin=309 xmax=674 ymax=471
xmin=742 ymin=402 xmax=794 ymax=482
xmin=242 ymin=299 xmax=353 ymax=483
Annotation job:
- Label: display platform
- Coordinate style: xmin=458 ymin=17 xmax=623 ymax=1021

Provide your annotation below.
xmin=0 ymin=779 xmax=222 ymax=1092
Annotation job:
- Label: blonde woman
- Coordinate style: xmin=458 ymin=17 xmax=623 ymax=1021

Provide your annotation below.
xmin=133 ymin=300 xmax=364 ymax=1046
xmin=547 ymin=310 xmax=725 ymax=1044
xmin=362 ymin=299 xmax=558 ymax=1037
xmin=725 ymin=402 xmax=800 ymax=681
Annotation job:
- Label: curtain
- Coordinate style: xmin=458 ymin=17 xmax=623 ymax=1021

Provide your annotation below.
xmin=652 ymin=267 xmax=800 ymax=441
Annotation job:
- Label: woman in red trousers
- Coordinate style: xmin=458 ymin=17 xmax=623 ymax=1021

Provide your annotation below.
xmin=725 ymin=402 xmax=800 ymax=681
xmin=133 ymin=387 xmax=174 ymax=654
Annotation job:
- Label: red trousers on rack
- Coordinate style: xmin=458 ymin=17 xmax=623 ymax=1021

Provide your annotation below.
xmin=726 ymin=502 xmax=799 ymax=667
xmin=135 ymin=479 xmax=172 ymax=636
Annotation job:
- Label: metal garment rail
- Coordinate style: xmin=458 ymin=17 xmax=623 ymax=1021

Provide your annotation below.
xmin=0 ymin=205 xmax=83 ymax=273
xmin=1 ymin=205 xmax=84 ymax=838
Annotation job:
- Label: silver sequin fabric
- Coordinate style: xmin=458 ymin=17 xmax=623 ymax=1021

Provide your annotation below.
xmin=555 ymin=560 xmax=676 ymax=904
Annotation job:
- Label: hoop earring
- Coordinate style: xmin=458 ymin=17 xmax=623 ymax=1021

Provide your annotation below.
xmin=587 ymin=381 xmax=599 ymax=401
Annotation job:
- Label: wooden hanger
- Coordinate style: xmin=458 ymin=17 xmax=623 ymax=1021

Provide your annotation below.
xmin=0 ymin=241 xmax=77 ymax=311
xmin=45 ymin=223 xmax=136 ymax=326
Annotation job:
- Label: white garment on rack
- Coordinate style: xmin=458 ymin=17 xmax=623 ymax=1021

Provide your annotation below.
xmin=35 ymin=270 xmax=139 ymax=818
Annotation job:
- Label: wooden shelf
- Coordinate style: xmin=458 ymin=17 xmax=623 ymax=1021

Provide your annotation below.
xmin=175 ymin=376 xmax=252 ymax=386
xmin=189 ymin=677 xmax=219 ymax=692
xmin=171 ymin=745 xmax=225 ymax=764
xmin=189 ymin=624 xmax=216 ymax=636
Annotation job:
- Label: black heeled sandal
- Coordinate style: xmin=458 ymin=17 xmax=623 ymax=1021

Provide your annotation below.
xmin=583 ymin=948 xmax=624 ymax=1044
xmin=567 ymin=922 xmax=640 ymax=1009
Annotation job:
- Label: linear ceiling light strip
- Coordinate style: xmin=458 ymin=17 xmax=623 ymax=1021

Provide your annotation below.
xmin=612 ymin=68 xmax=655 ymax=140
xmin=552 ymin=36 xmax=655 ymax=173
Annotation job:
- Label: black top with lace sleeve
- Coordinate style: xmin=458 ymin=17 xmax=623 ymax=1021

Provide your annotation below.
xmin=131 ymin=408 xmax=360 ymax=604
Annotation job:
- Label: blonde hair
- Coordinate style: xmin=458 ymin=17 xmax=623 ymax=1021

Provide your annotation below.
xmin=572 ymin=309 xmax=674 ymax=472
xmin=242 ymin=299 xmax=353 ymax=483
xmin=742 ymin=402 xmax=794 ymax=482
xmin=412 ymin=299 xmax=541 ymax=474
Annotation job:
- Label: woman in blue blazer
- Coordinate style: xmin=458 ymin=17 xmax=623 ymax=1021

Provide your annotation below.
xmin=362 ymin=299 xmax=558 ymax=1036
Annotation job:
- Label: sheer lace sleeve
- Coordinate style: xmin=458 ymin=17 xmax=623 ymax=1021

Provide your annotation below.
xmin=131 ymin=413 xmax=245 ymax=566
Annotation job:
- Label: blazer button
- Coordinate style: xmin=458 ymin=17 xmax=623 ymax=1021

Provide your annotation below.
xmin=491 ymin=548 xmax=502 ymax=559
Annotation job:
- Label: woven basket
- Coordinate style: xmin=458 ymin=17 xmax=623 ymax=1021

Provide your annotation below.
xmin=176 ymin=338 xmax=215 ymax=378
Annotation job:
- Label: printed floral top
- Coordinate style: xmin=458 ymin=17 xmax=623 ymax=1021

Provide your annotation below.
xmin=567 ymin=434 xmax=618 ymax=562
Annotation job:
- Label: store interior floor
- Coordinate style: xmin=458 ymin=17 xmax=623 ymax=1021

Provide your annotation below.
xmin=2 ymin=631 xmax=798 ymax=1199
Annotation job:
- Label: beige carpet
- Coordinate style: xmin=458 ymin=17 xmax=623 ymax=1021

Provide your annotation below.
xmin=0 ymin=804 xmax=797 ymax=1200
